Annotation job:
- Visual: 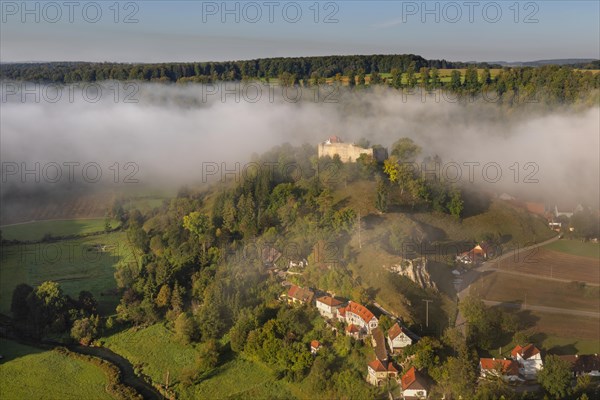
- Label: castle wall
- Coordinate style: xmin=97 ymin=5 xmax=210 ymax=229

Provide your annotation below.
xmin=318 ymin=143 xmax=373 ymax=162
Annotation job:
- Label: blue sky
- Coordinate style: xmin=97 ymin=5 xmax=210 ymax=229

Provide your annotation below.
xmin=1 ymin=1 xmax=598 ymax=62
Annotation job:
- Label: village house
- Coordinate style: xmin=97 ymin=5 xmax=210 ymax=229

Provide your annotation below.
xmin=284 ymin=285 xmax=314 ymax=305
xmin=371 ymin=327 xmax=388 ymax=362
xmin=456 ymin=242 xmax=494 ymax=265
xmin=345 ymin=324 xmax=362 ymax=340
xmin=261 ymin=246 xmax=281 ymax=267
xmin=558 ymin=354 xmax=600 ymax=377
xmin=401 ymin=367 xmax=429 ymax=400
xmin=524 ymin=201 xmax=547 ymax=216
xmin=316 ymin=296 xmax=344 ymax=319
xmin=310 ymin=340 xmax=322 ymax=355
xmin=511 ymin=344 xmax=543 ymax=379
xmin=479 ymin=358 xmax=521 ymax=382
xmin=338 ymin=301 xmax=379 ymax=334
xmin=288 ymin=258 xmax=308 ymax=269
xmin=548 ymin=221 xmax=562 ymax=231
xmin=553 ymin=204 xmax=583 ymax=219
xmin=366 ymin=359 xmax=398 ymax=386
xmin=387 ymin=322 xmax=414 ymax=354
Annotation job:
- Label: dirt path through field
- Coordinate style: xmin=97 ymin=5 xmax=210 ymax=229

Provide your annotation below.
xmin=454 ymin=236 xmax=561 ymax=333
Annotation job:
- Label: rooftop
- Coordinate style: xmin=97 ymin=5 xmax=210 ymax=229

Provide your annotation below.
xmin=480 ymin=358 xmax=519 ymax=375
xmin=387 ymin=322 xmax=414 ymax=341
xmin=316 ymin=296 xmax=343 ymax=307
xmin=401 ymin=367 xmax=428 ymax=391
xmin=368 ymin=359 xmax=387 ymax=372
xmin=511 ymin=344 xmax=541 ymax=360
xmin=372 ymin=327 xmax=387 ymax=361
xmin=340 ymin=301 xmax=375 ymax=324
xmin=558 ymin=354 xmax=600 ymax=373
xmin=287 ymin=285 xmax=314 ymax=303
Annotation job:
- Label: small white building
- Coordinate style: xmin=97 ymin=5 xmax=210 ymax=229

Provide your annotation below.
xmin=315 ymin=296 xmax=344 ymax=319
xmin=386 ymin=322 xmax=413 ymax=353
xmin=511 ymin=344 xmax=543 ymax=379
xmin=310 ymin=340 xmax=321 ymax=355
xmin=367 ymin=359 xmax=398 ymax=386
xmin=401 ymin=367 xmax=429 ymax=399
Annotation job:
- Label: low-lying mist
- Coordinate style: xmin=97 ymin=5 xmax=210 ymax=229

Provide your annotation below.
xmin=1 ymin=82 xmax=599 ymax=222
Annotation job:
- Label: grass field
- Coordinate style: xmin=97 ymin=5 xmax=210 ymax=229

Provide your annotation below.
xmin=0 ymin=339 xmax=113 ymax=400
xmin=543 ymin=239 xmax=600 ymax=259
xmin=363 ymin=69 xmax=503 ymax=85
xmin=102 ymin=323 xmax=373 ymax=400
xmin=0 ymin=231 xmax=134 ymax=315
xmin=103 ymin=324 xmax=298 ymax=399
xmin=491 ymin=247 xmax=599 ymax=284
xmin=412 ymin=201 xmax=555 ymax=248
xmin=485 ymin=310 xmax=600 ymax=357
xmin=178 ymin=358 xmax=295 ymax=400
xmin=102 ymin=323 xmax=198 ymax=386
xmin=1 ymin=218 xmax=120 ymax=241
xmin=475 ymin=272 xmax=599 ymax=312
xmin=475 ymin=272 xmax=599 ymax=352
xmin=0 ymin=191 xmax=115 ymax=226
xmin=527 ymin=311 xmax=600 ymax=354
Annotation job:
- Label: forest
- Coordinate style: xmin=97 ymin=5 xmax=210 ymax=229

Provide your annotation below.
xmin=1 ymin=55 xmax=599 ymax=104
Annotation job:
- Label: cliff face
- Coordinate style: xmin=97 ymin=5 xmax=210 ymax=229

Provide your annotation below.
xmin=318 ymin=142 xmax=373 ymax=162
xmin=386 ymin=257 xmax=437 ymax=290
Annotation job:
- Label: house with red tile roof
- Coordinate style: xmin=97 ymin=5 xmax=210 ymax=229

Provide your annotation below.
xmin=345 ymin=324 xmax=362 ymax=340
xmin=338 ymin=301 xmax=378 ymax=334
xmin=367 ymin=359 xmax=398 ymax=386
xmin=511 ymin=344 xmax=543 ymax=379
xmin=524 ymin=202 xmax=546 ymax=216
xmin=456 ymin=242 xmax=494 ymax=265
xmin=316 ymin=296 xmax=344 ymax=319
xmin=401 ymin=367 xmax=429 ymax=399
xmin=479 ymin=358 xmax=521 ymax=382
xmin=310 ymin=340 xmax=321 ymax=354
xmin=387 ymin=322 xmax=414 ymax=353
xmin=285 ymin=285 xmax=314 ymax=305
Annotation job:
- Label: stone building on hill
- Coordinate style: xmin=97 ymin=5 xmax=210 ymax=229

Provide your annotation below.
xmin=317 ymin=136 xmax=373 ymax=162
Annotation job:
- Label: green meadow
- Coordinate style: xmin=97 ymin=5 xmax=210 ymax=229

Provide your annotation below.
xmin=0 ymin=232 xmax=134 ymax=315
xmin=0 ymin=339 xmax=113 ymax=400
xmin=1 ymin=218 xmax=120 ymax=242
xmin=543 ymin=238 xmax=600 ymax=259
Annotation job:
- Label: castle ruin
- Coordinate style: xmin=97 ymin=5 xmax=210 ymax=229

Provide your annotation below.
xmin=317 ymin=135 xmax=373 ymax=163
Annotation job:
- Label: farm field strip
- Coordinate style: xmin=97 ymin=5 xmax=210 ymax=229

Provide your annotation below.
xmin=474 ymin=272 xmax=600 ymax=313
xmin=490 ymin=248 xmax=599 ymax=284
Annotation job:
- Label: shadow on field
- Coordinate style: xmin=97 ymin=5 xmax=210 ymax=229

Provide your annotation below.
xmin=545 ymin=342 xmax=579 ymax=355
xmin=0 ymin=337 xmax=46 ymax=363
